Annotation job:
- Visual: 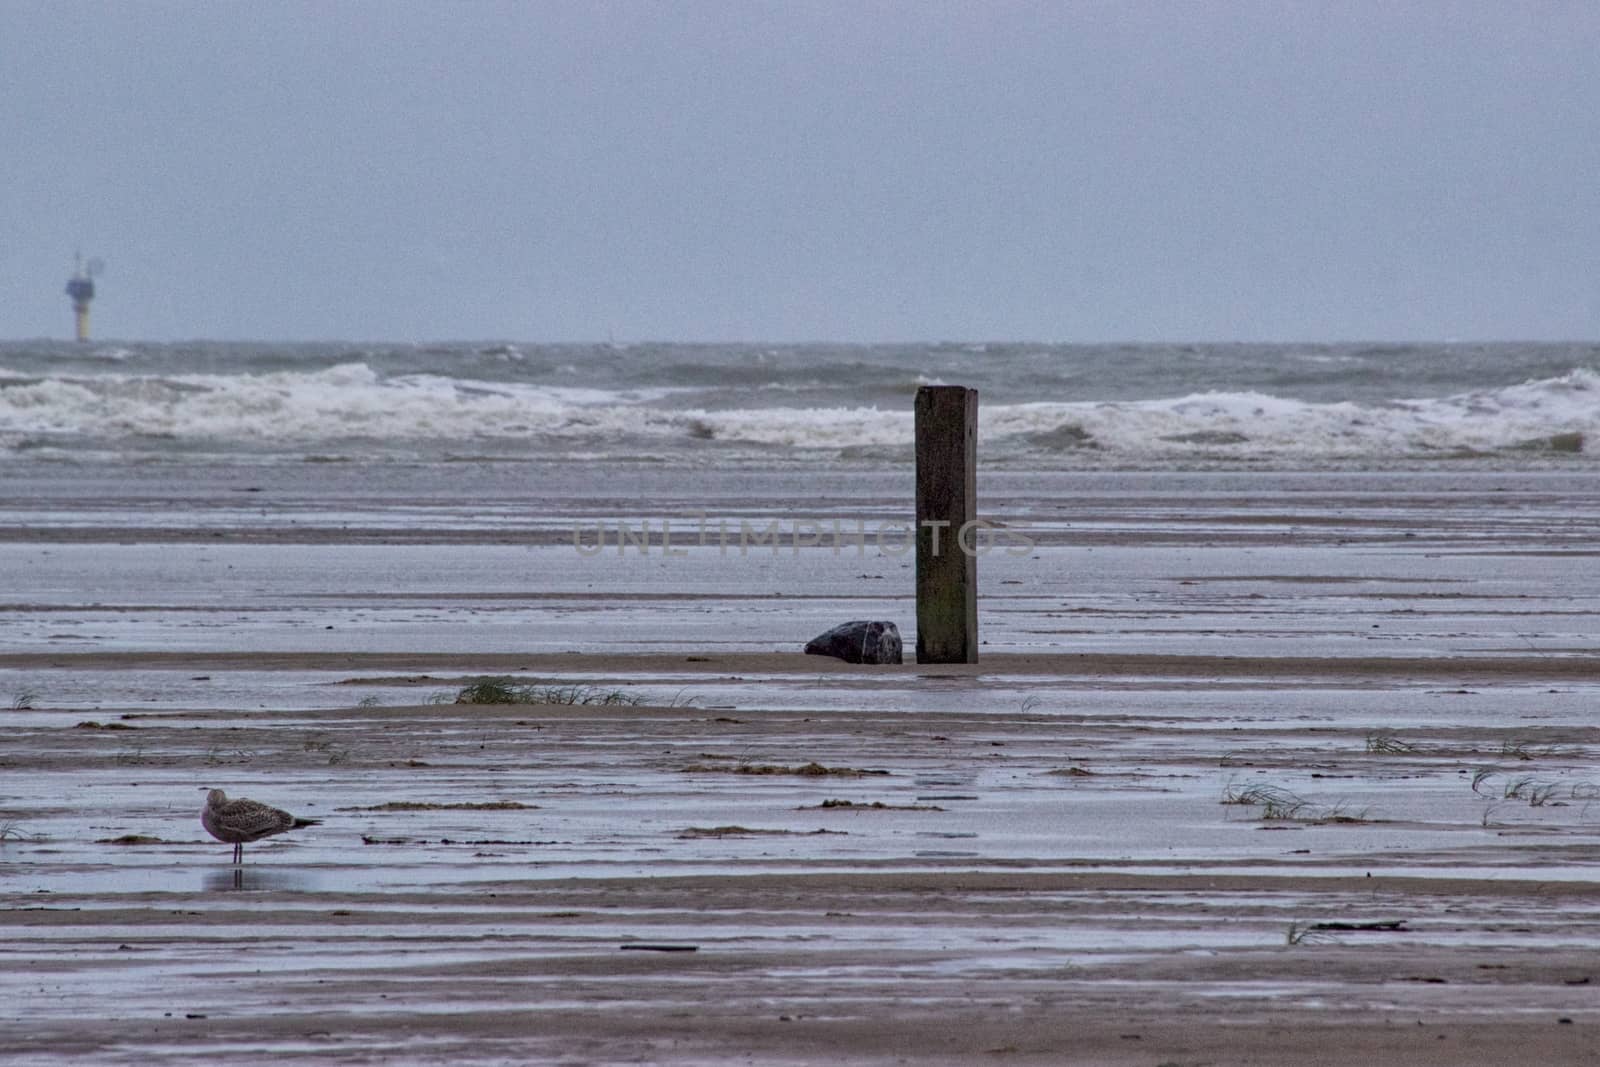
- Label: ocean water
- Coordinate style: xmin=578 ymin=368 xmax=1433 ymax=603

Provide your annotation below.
xmin=1 ymin=339 xmax=1597 ymax=467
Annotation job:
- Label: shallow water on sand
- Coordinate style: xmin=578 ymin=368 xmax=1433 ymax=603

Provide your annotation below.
xmin=4 ymin=461 xmax=1600 ymax=1063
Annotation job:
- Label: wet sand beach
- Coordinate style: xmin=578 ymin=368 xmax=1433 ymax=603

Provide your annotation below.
xmin=3 ymin=464 xmax=1600 ymax=1064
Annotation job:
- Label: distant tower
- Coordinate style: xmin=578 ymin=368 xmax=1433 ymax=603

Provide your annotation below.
xmin=65 ymin=253 xmax=102 ymax=342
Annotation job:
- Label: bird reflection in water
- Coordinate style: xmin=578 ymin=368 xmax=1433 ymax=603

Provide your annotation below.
xmin=202 ymin=866 xmax=318 ymax=893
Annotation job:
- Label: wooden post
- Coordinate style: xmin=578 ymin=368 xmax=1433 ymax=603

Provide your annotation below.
xmin=915 ymin=385 xmax=978 ymax=664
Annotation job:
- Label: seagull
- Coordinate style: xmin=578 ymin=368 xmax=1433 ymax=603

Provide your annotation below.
xmin=201 ymin=788 xmax=321 ymax=865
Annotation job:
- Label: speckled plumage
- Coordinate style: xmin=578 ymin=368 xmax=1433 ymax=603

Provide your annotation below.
xmin=202 ymin=788 xmax=320 ymax=864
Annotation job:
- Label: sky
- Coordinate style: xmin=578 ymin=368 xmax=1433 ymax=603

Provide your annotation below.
xmin=2 ymin=1 xmax=1598 ymax=344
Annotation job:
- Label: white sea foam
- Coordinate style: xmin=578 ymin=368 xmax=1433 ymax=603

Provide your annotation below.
xmin=1 ymin=362 xmax=1595 ymax=461
xmin=0 ymin=362 xmax=681 ymax=443
xmin=680 ymin=371 xmax=1599 ymax=458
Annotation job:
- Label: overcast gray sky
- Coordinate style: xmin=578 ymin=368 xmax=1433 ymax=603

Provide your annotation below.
xmin=3 ymin=1 xmax=1597 ymax=343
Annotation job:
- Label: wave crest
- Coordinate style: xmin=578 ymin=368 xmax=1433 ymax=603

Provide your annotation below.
xmin=1 ymin=363 xmax=1595 ymax=461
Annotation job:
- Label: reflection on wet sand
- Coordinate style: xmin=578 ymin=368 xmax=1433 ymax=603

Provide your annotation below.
xmin=202 ymin=866 xmax=320 ymax=894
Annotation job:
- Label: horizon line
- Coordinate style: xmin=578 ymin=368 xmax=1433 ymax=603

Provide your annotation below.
xmin=4 ymin=335 xmax=1598 ymax=348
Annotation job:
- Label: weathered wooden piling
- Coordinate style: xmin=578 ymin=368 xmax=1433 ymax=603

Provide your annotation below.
xmin=914 ymin=385 xmax=978 ymax=664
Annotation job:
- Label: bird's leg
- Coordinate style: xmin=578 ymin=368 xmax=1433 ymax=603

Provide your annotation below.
xmin=233 ymin=842 xmax=243 ymax=865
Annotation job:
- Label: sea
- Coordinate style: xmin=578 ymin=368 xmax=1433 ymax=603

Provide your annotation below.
xmin=1 ymin=339 xmax=1598 ymax=468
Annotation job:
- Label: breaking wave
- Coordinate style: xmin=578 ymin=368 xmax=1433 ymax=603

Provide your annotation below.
xmin=1 ymin=359 xmax=1597 ymax=464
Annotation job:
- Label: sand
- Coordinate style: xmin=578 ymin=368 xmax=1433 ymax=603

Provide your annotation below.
xmin=2 ymin=464 xmax=1599 ymax=1063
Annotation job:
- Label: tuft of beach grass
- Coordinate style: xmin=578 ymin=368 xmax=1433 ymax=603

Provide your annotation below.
xmin=453 ymin=678 xmax=643 ymax=706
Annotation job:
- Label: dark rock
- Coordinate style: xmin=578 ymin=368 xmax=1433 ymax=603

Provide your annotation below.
xmin=804 ymin=620 xmax=902 ymax=665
